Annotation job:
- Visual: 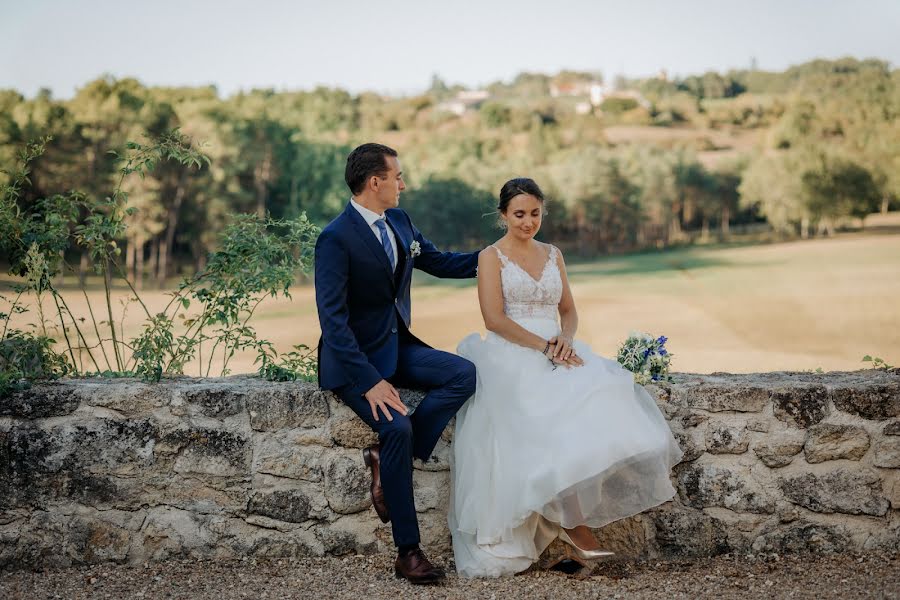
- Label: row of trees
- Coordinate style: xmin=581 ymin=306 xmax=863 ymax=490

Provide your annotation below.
xmin=1 ymin=58 xmax=896 ymax=286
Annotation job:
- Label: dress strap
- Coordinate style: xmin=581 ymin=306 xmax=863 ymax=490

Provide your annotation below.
xmin=490 ymin=244 xmax=510 ymax=266
xmin=548 ymin=245 xmax=558 ymax=263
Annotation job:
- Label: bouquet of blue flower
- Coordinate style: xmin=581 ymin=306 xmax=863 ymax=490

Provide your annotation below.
xmin=616 ymin=332 xmax=673 ymax=385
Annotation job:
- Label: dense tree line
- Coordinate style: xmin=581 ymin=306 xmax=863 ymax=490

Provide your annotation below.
xmin=1 ymin=58 xmax=896 ymax=286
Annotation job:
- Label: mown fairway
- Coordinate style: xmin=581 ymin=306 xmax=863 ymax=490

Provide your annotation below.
xmin=6 ymin=218 xmax=899 ymax=376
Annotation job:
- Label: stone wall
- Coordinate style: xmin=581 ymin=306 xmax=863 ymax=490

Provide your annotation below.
xmin=1 ymin=371 xmax=898 ymax=570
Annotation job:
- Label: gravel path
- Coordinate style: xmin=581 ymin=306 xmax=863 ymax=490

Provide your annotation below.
xmin=3 ymin=551 xmax=898 ymax=599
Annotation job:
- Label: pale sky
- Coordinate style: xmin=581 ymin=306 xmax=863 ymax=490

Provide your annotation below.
xmin=2 ymin=0 xmax=898 ymax=99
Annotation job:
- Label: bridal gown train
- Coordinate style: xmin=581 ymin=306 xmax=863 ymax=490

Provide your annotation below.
xmin=449 ymin=245 xmax=683 ymax=578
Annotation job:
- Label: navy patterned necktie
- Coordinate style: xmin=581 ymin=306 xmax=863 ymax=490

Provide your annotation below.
xmin=374 ymin=219 xmax=396 ymax=270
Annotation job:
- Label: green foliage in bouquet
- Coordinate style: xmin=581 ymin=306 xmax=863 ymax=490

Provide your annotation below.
xmin=616 ymin=333 xmax=673 ymax=385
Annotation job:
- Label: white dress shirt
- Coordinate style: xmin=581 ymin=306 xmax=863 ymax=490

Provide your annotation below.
xmin=350 ymin=198 xmax=398 ymax=272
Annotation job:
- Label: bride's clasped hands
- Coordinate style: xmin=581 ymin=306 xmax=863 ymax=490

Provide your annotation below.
xmin=546 ymin=335 xmax=584 ymax=368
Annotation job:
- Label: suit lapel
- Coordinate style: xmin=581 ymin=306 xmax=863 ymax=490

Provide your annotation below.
xmin=385 ymin=212 xmax=409 ymax=282
xmin=345 ymin=203 xmax=394 ymax=281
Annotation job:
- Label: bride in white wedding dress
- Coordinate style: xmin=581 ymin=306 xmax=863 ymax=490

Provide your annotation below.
xmin=449 ymin=178 xmax=683 ymax=578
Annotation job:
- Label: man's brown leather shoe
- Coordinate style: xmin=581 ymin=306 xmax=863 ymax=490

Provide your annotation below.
xmin=394 ymin=548 xmax=446 ymax=584
xmin=362 ymin=445 xmax=389 ymax=523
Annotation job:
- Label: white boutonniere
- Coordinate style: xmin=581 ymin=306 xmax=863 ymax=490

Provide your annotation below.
xmin=410 ymin=241 xmax=421 ymax=258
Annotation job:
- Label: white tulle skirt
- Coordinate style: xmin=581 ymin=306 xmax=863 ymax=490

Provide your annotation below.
xmin=449 ymin=317 xmax=683 ymax=578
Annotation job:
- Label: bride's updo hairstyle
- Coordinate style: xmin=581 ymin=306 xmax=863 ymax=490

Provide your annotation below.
xmin=498 ymin=177 xmax=545 ymax=213
xmin=497 ymin=178 xmax=545 ymax=229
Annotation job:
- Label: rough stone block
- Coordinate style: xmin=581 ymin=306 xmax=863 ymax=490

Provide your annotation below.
xmin=222 ymin=521 xmax=319 ymax=559
xmin=753 ymin=432 xmax=805 ymax=468
xmin=772 ymin=385 xmax=829 ymax=428
xmin=680 ymin=412 xmax=709 ymax=428
xmin=1 ymin=419 xmax=159 ymax=510
xmin=804 ymin=423 xmax=870 ymax=463
xmin=254 ymin=432 xmax=329 ymax=481
xmin=414 ymin=435 xmax=452 ymax=472
xmin=673 ymin=430 xmax=705 ymax=463
xmin=80 ymin=380 xmax=172 ymax=416
xmin=315 ymin=514 xmax=379 ymax=556
xmin=413 ymin=469 xmax=450 ymax=512
xmin=324 ymin=453 xmax=370 ymax=514
xmin=1 ymin=383 xmax=81 ymax=418
xmin=673 ymin=384 xmax=768 ymax=413
xmin=705 ymin=424 xmax=749 ymax=454
xmin=833 ymin=383 xmax=900 ymax=420
xmin=647 ymin=384 xmax=679 ymax=419
xmin=675 ymin=463 xmax=775 ymax=514
xmin=751 ymin=521 xmax=851 ymax=554
xmin=248 ymin=488 xmax=312 ymax=523
xmin=180 ymin=386 xmax=246 ymax=418
xmin=247 ymin=386 xmax=330 ymax=431
xmin=592 ymin=515 xmax=649 ymax=558
xmin=779 ymin=468 xmax=889 ymax=516
xmin=141 ymin=506 xmax=223 ymax=561
xmin=170 ymin=427 xmax=251 ymax=477
xmin=887 ymin=477 xmax=900 ymax=509
xmin=329 ymin=401 xmax=378 ymax=449
xmin=647 ymin=505 xmax=730 ymax=557
xmin=747 ymin=419 xmax=770 ymax=433
xmin=873 ymin=438 xmax=900 ymax=468
xmin=14 ymin=510 xmax=134 ymax=568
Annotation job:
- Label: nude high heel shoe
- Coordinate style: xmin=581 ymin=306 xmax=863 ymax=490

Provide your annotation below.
xmin=558 ymin=528 xmax=615 ymax=561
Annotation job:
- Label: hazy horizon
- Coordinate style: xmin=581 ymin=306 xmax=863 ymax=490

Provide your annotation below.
xmin=2 ymin=0 xmax=899 ymax=100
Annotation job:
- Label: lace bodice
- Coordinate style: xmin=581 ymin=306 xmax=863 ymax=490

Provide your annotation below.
xmin=492 ymin=245 xmax=562 ymax=321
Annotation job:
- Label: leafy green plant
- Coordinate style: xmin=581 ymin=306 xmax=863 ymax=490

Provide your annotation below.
xmin=1 ymin=131 xmax=209 ymax=375
xmin=256 ymin=342 xmax=317 ymax=382
xmin=130 ymin=313 xmax=176 ymax=382
xmin=127 ymin=212 xmax=319 ymax=381
xmin=862 ymin=355 xmax=894 ymax=370
xmin=0 ymin=330 xmax=70 ymax=397
xmin=1 ymin=132 xmax=321 ymax=387
xmin=72 ymin=130 xmax=210 ymax=372
xmin=0 ymin=239 xmax=72 ymax=397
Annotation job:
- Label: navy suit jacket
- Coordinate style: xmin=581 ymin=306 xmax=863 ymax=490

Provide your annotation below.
xmin=314 ymin=202 xmax=479 ymax=394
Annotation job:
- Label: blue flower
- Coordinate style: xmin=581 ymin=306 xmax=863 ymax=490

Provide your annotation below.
xmin=657 ymin=336 xmax=668 ymax=345
xmin=659 ymin=349 xmax=667 ymax=356
xmin=643 ymin=349 xmax=651 ymax=358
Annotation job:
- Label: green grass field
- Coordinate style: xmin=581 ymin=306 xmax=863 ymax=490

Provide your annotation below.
xmin=5 ymin=217 xmax=899 ymax=376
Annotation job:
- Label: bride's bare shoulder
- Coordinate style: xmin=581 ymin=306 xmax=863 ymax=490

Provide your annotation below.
xmin=479 ymin=245 xmax=500 ymax=262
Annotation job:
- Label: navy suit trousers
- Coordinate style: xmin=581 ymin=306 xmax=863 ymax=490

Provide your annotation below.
xmin=333 ymin=333 xmax=476 ymax=548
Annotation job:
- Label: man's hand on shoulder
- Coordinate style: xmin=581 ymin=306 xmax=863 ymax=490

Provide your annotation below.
xmin=364 ymin=379 xmax=408 ymax=422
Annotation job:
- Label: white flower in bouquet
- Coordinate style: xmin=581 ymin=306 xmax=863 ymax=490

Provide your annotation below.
xmin=616 ymin=332 xmax=673 ymax=386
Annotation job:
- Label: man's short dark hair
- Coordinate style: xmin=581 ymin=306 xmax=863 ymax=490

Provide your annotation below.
xmin=345 ymin=143 xmax=398 ymax=195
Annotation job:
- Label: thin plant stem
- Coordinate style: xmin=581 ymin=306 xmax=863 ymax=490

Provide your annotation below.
xmin=51 ymin=288 xmax=102 ymax=373
xmin=164 ymin=286 xmax=223 ymax=373
xmin=221 ymin=296 xmax=266 ymax=375
xmin=50 ymin=291 xmax=77 ymax=369
xmin=1 ymin=290 xmax=24 ymax=338
xmin=112 ymin=260 xmax=153 ymax=320
xmin=79 ymin=284 xmax=112 ymax=371
xmin=102 ymin=260 xmax=123 ymax=371
xmin=206 ymin=337 xmax=222 ymax=378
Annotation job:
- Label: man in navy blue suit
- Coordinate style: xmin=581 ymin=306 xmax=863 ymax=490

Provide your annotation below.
xmin=315 ymin=143 xmax=479 ymax=584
